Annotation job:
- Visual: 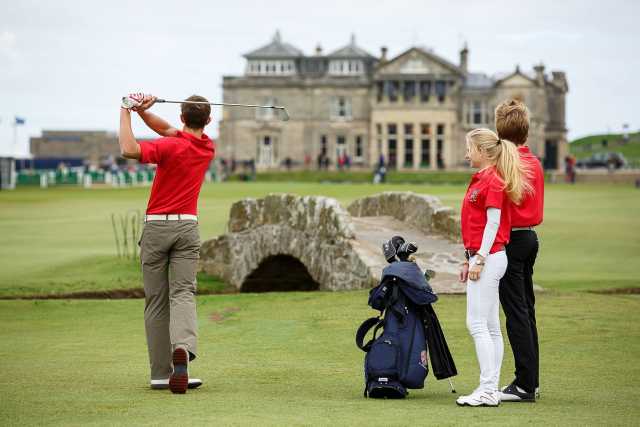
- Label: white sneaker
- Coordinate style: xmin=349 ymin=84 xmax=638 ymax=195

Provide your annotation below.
xmin=150 ymin=378 xmax=203 ymax=390
xmin=456 ymin=389 xmax=500 ymax=407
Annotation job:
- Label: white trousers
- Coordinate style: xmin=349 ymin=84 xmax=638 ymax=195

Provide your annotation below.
xmin=466 ymin=251 xmax=507 ymax=392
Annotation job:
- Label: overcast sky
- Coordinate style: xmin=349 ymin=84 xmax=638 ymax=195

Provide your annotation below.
xmin=1 ymin=0 xmax=638 ymax=156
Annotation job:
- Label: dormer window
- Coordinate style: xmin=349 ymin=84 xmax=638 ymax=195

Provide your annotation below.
xmin=328 ymin=60 xmax=364 ymax=76
xmin=247 ymin=60 xmax=296 ymax=76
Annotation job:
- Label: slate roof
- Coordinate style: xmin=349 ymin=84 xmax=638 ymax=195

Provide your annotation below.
xmin=464 ymin=73 xmax=495 ymax=89
xmin=327 ymin=34 xmax=375 ymax=59
xmin=244 ymin=31 xmax=304 ymax=59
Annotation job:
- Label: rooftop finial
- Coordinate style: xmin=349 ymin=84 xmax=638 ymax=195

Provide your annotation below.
xmin=350 ymin=33 xmax=356 ymax=46
xmin=273 ymin=30 xmax=281 ymax=43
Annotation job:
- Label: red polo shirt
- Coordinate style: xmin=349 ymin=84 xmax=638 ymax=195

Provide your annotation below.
xmin=139 ymin=130 xmax=215 ymax=215
xmin=511 ymin=145 xmax=544 ymax=227
xmin=460 ymin=167 xmax=512 ymax=253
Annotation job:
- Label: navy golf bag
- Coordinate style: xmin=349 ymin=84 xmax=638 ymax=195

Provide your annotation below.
xmin=356 ymin=261 xmax=438 ymax=398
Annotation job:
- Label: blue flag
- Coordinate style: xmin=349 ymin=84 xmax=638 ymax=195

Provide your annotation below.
xmin=15 ymin=117 xmax=25 ymax=125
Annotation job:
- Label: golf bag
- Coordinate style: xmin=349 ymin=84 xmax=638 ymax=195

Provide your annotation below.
xmin=355 ymin=261 xmax=438 ymax=398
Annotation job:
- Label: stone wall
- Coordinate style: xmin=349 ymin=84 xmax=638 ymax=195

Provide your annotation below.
xmin=200 ymin=193 xmax=375 ymax=291
xmin=347 ymin=191 xmax=461 ymax=242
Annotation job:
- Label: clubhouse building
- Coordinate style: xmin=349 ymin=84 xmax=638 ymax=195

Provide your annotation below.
xmin=220 ymin=31 xmax=568 ymax=171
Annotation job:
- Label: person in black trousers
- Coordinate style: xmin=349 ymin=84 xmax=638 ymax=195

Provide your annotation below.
xmin=494 ymin=99 xmax=545 ymax=402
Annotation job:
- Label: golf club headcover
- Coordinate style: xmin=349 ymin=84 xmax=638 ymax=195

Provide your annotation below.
xmin=390 ymin=236 xmax=405 ymax=251
xmin=382 ymin=240 xmax=397 ymax=263
xmin=397 ymin=241 xmax=418 ymax=261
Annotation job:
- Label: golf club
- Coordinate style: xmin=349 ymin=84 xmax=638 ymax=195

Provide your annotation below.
xmin=121 ymin=96 xmax=290 ymax=121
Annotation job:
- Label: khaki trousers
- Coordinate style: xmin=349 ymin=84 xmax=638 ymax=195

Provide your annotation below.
xmin=140 ymin=220 xmax=200 ymax=380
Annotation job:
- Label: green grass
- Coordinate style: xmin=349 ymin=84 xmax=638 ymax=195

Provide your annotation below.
xmin=0 ymin=182 xmax=638 ymax=296
xmin=570 ymin=132 xmax=640 ymax=166
xmin=0 ymin=182 xmax=639 ymax=425
xmin=1 ymin=291 xmax=639 ymax=425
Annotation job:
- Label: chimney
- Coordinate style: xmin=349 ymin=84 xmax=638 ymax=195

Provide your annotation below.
xmin=315 ymin=44 xmax=323 ymax=56
xmin=533 ymin=63 xmax=545 ymax=86
xmin=380 ymin=46 xmax=388 ymax=62
xmin=459 ymin=43 xmax=469 ymax=73
xmin=551 ymin=71 xmax=568 ymax=92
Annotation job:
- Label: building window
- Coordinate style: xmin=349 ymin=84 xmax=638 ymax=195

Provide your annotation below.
xmin=355 ymin=135 xmax=364 ymax=160
xmin=329 ymin=60 xmax=364 ymax=75
xmin=436 ymin=124 xmax=445 ymax=169
xmin=435 ymin=80 xmax=447 ymax=103
xmin=320 ymin=135 xmax=328 ymax=156
xmin=331 ymin=97 xmax=352 ymax=120
xmin=419 ymin=81 xmax=431 ymax=102
xmin=248 ymin=60 xmax=295 ymax=76
xmin=376 ymin=81 xmax=384 ymax=102
xmin=404 ymin=123 xmax=414 ymax=168
xmin=386 ymin=81 xmax=400 ymax=102
xmin=403 ymin=81 xmax=416 ymax=103
xmin=387 ymin=123 xmax=397 ymax=169
xmin=420 ymin=124 xmax=431 ymax=167
xmin=376 ymin=123 xmax=382 ymax=135
xmin=472 ymin=100 xmax=483 ymax=124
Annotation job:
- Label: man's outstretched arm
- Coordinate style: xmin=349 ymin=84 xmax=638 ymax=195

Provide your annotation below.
xmin=136 ymin=95 xmax=178 ymax=137
xmin=119 ymin=108 xmax=141 ymax=159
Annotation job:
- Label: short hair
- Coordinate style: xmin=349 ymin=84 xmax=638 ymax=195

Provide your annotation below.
xmin=181 ymin=95 xmax=211 ymax=129
xmin=495 ymin=99 xmax=529 ymax=145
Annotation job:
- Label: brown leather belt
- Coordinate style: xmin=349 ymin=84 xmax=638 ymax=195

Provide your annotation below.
xmin=465 ymin=245 xmax=505 ymax=260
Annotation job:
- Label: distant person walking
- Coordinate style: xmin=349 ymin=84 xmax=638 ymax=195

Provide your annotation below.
xmin=456 ymin=128 xmax=531 ymax=407
xmin=495 ymin=99 xmax=544 ymax=402
xmin=119 ymin=93 xmax=215 ymax=394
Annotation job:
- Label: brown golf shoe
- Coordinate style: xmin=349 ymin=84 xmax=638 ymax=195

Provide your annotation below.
xmin=169 ymin=347 xmax=189 ymax=394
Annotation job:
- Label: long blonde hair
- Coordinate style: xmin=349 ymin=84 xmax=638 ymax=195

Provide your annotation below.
xmin=466 ymin=128 xmax=532 ymax=204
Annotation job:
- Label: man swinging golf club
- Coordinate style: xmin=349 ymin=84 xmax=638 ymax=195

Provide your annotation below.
xmin=119 ymin=93 xmax=214 ymax=393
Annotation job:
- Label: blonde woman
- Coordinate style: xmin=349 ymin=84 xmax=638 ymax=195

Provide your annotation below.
xmin=456 ymin=128 xmax=531 ymax=407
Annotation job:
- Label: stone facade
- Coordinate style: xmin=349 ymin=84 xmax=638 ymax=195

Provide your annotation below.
xmin=221 ymin=32 xmax=569 ymax=171
xmin=30 ymin=130 xmax=122 ymax=164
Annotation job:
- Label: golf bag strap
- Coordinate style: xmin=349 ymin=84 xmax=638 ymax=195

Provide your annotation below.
xmin=388 ymin=284 xmax=406 ymax=322
xmin=355 ymin=317 xmax=383 ymax=352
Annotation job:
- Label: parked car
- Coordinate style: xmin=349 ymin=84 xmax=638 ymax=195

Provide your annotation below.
xmin=576 ymin=152 xmax=627 ymax=169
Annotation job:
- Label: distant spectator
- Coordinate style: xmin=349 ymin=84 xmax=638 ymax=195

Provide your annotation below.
xmin=284 ymin=157 xmax=292 ymax=171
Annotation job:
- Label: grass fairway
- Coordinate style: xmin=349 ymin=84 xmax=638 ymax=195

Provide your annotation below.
xmin=0 ymin=182 xmax=639 ymax=425
xmin=1 ymin=291 xmax=639 ymax=425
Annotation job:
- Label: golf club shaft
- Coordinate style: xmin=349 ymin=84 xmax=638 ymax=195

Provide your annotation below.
xmin=157 ymin=99 xmax=284 ymax=110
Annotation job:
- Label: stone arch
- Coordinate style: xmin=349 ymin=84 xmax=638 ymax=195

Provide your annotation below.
xmin=199 ymin=192 xmax=467 ymax=294
xmin=199 ymin=194 xmax=375 ymax=292
xmin=241 ymin=254 xmax=320 ymax=292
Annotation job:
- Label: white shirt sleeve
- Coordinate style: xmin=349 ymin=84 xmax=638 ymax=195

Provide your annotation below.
xmin=478 ymin=207 xmax=501 ymax=258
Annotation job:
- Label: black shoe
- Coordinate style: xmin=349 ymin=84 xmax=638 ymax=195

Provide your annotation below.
xmin=499 ymin=382 xmax=535 ymax=402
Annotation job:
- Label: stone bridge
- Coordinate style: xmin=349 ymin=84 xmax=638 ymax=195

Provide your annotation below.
xmin=199 ymin=192 xmax=466 ymax=294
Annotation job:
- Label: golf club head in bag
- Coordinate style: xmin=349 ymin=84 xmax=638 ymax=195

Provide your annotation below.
xmin=382 ymin=236 xmax=407 ymax=263
xmin=396 ymin=241 xmax=418 ymax=262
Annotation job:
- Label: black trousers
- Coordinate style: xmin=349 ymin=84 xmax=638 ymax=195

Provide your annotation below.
xmin=499 ymin=230 xmax=539 ymax=393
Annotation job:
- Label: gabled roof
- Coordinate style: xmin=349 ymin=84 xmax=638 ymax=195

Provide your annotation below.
xmin=244 ymin=31 xmax=304 ymax=59
xmin=494 ymin=66 xmax=539 ymax=86
xmin=327 ymin=34 xmax=374 ymax=59
xmin=377 ymin=46 xmax=465 ymax=76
